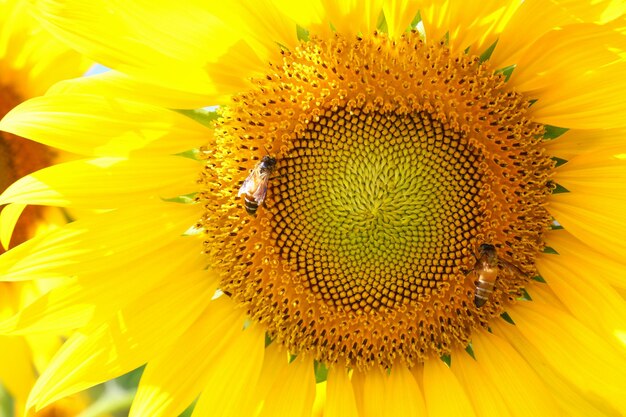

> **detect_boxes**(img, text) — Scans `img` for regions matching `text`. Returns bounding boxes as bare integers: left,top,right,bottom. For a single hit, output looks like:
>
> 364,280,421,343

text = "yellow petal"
0,335,36,404
554,147,626,194
208,0,300,54
258,355,316,417
490,0,625,69
245,343,290,415
0,94,206,158
494,320,624,417
0,202,201,281
278,0,383,37
361,368,387,416
0,156,201,209
1,203,26,249
545,128,626,161
443,0,521,54
49,70,215,109
510,22,626,129
130,298,251,417
0,236,207,334
0,94,209,157
543,228,626,290
549,192,626,263
358,365,425,417
31,0,263,99
324,366,359,417
451,348,512,417
508,302,626,415
27,264,216,411
423,359,476,417
190,323,265,417
388,366,426,417
472,330,561,416
537,251,626,343
382,0,421,39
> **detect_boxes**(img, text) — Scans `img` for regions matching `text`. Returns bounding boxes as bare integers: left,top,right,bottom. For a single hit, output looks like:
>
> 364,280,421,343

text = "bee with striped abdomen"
238,155,277,215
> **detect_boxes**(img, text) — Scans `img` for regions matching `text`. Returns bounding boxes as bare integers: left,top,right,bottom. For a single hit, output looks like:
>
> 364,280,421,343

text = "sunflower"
0,0,90,415
2,0,626,416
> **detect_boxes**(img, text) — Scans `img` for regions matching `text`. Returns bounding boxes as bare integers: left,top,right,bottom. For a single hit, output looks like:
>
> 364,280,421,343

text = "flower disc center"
200,32,553,368
273,109,479,313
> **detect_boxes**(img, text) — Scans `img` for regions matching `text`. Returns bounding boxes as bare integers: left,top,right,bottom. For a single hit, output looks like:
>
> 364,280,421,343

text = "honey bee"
238,155,277,215
470,243,526,308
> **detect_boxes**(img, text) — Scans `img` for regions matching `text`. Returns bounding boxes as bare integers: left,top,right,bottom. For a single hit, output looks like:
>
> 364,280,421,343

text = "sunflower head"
199,30,554,369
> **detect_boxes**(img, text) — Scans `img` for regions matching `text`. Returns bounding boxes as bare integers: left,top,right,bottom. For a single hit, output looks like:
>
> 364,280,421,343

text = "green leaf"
518,288,532,301
175,108,220,128
314,360,329,383
296,25,310,42
496,65,515,81
551,157,567,168
543,125,569,139
532,275,547,283
543,246,559,255
551,183,569,194
465,343,476,360
500,311,515,324
162,192,198,204
479,40,498,63
440,354,451,366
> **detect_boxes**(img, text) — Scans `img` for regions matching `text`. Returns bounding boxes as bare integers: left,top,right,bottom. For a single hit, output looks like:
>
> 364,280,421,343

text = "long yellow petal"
361,368,387,416
0,156,201,209
323,366,359,417
472,330,561,416
423,359,476,417
553,147,626,194
0,335,36,404
442,0,520,54
510,22,626,129
31,0,263,99
0,202,201,281
537,252,626,344
48,70,216,109
190,323,265,417
27,266,216,411
494,320,623,417
549,193,626,263
382,0,421,39
0,203,26,249
388,365,426,417
490,0,625,68
129,298,249,417
358,365,425,417
509,301,626,415
0,94,209,157
545,128,626,161
0,236,208,334
258,355,316,417
209,0,300,54
543,228,626,290
451,348,512,417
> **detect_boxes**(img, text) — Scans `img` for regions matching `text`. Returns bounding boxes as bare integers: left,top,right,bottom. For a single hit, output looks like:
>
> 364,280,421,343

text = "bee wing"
499,259,527,277
238,171,258,197
251,172,271,204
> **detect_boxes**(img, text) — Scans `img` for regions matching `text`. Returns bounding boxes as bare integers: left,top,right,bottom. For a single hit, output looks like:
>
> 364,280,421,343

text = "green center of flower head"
199,31,554,369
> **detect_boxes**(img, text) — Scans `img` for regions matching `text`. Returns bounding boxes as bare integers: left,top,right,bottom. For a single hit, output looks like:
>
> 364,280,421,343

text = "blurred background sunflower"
1,0,626,416
0,0,99,415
